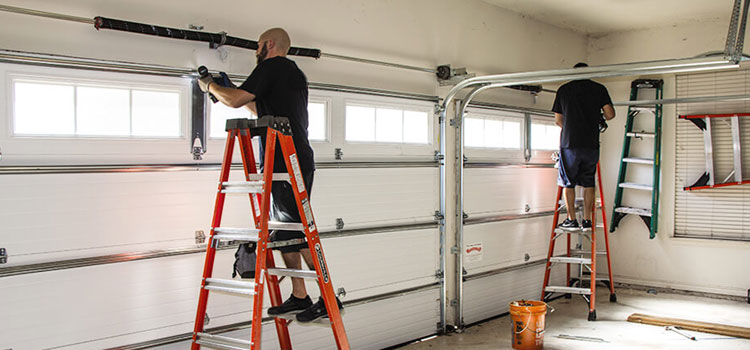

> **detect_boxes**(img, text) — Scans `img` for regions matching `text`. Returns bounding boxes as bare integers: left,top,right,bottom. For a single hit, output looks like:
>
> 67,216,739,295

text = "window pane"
546,125,561,149
403,111,428,144
132,90,180,137
483,119,503,148
76,86,130,136
375,108,403,142
346,105,375,141
14,82,75,135
464,118,484,147
307,102,326,141
532,123,560,150
209,102,253,138
502,121,521,148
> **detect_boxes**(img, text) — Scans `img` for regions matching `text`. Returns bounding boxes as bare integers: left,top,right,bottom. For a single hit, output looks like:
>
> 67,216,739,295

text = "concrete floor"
399,288,750,350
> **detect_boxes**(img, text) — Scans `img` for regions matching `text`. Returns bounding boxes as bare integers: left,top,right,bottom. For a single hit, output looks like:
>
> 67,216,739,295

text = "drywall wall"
588,22,750,297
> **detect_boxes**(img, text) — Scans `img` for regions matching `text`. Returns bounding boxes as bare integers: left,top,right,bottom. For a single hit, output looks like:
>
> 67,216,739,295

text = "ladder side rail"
250,128,280,349
589,188,598,320
732,116,743,182
192,131,239,349
276,133,350,350
597,163,616,296
611,86,639,232
238,129,292,350
705,118,715,187
541,186,563,300
650,88,663,238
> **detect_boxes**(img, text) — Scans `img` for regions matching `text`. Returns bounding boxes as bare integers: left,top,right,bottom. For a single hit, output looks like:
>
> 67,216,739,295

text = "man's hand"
198,74,213,93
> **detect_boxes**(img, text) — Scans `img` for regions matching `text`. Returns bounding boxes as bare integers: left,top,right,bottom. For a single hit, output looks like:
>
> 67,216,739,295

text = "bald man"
200,28,339,323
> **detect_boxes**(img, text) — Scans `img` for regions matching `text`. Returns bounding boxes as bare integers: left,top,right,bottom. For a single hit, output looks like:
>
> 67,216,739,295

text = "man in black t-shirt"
552,63,615,231
200,28,338,322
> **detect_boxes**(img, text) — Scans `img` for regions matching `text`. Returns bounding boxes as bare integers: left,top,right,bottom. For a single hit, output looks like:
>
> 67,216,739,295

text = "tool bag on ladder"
191,116,350,350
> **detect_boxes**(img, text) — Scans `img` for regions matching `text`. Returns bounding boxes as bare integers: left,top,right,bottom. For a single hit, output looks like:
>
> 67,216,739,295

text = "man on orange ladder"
198,27,342,322
552,62,616,232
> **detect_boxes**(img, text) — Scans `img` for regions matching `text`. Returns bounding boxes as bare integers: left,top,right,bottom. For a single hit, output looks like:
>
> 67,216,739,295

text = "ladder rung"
212,228,260,242
274,312,331,325
544,286,591,295
195,339,249,350
196,333,251,346
626,132,655,138
615,206,652,216
221,181,264,194
204,278,255,296
549,256,592,264
623,157,654,165
571,276,612,282
554,228,591,235
267,238,307,249
631,106,657,113
570,249,607,255
247,173,291,182
268,268,318,279
268,222,305,231
618,182,652,191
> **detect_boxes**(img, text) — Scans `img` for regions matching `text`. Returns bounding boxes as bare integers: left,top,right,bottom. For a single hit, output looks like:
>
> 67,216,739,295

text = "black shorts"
558,148,598,188
270,170,314,253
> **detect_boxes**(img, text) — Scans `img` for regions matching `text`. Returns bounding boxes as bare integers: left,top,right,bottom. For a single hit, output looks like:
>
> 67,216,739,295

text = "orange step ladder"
540,163,616,321
191,116,349,349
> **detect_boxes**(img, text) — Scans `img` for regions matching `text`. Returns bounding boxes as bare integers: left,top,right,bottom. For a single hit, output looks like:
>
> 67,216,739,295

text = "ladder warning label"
289,154,306,194
301,198,315,232
465,243,483,262
314,243,329,283
252,195,261,217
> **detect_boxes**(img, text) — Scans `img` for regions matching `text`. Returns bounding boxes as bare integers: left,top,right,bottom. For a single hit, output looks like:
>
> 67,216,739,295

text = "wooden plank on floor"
627,313,750,339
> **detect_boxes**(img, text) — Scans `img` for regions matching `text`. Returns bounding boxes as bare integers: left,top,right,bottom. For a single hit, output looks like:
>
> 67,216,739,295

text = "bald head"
259,28,291,56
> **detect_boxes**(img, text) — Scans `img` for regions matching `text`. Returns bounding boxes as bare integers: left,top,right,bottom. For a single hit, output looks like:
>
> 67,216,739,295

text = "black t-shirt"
552,79,612,149
239,57,315,173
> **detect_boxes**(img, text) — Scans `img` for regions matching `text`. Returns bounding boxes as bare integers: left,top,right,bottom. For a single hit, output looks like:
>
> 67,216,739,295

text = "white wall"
588,23,750,297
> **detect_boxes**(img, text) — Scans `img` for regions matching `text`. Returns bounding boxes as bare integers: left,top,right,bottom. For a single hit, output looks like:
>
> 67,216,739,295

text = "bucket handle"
513,305,548,335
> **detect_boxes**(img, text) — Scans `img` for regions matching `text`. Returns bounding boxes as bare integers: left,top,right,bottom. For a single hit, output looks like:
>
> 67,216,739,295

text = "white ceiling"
483,0,735,34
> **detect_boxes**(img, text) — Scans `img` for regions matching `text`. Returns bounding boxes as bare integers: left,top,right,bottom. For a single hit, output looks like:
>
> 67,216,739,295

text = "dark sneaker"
559,218,580,231
296,297,344,323
581,220,592,232
268,294,312,316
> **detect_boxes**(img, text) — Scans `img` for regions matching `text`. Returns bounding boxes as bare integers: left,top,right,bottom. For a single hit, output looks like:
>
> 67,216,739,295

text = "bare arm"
208,84,256,108
602,104,615,120
243,101,257,115
555,113,563,127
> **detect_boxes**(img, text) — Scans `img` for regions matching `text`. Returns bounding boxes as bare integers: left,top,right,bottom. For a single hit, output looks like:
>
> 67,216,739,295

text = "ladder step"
204,278,255,296
618,182,653,191
544,286,591,295
196,333,251,347
615,206,652,216
549,256,592,264
570,249,607,255
268,222,305,231
247,173,291,182
623,157,654,165
274,312,331,325
631,106,657,113
571,276,612,282
268,268,318,279
554,228,591,235
195,339,249,350
221,181,264,194
212,228,260,242
626,131,655,138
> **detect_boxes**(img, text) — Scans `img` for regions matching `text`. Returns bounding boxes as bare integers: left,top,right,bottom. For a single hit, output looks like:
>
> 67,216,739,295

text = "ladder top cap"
225,116,293,135
631,79,663,89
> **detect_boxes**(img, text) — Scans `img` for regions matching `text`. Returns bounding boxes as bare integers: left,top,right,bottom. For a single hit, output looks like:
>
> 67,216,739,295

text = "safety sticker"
314,243,329,283
252,195,261,217
301,198,316,232
465,242,483,262
289,154,306,193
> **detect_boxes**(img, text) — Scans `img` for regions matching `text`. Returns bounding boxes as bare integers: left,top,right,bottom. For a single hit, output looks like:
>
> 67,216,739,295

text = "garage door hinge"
434,210,444,221
450,246,460,254
0,248,6,264
435,270,443,279
195,230,206,244
335,218,345,230
449,299,458,306
434,151,444,161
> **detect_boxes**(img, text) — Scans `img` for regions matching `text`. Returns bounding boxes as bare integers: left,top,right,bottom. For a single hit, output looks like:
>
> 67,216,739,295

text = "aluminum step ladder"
679,113,750,190
541,163,616,321
191,116,350,350
610,79,664,239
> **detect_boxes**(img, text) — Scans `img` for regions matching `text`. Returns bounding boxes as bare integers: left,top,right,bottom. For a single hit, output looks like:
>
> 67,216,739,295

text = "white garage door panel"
463,264,565,325
151,289,440,350
0,228,437,349
0,166,437,265
463,167,557,216
463,217,565,275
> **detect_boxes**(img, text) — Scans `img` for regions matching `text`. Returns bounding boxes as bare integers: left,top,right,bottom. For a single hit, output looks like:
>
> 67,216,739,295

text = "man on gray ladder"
553,62,616,231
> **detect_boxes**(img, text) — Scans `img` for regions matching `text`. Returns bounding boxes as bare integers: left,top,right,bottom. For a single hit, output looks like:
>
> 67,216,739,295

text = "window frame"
462,107,525,162
343,97,434,146
527,114,560,163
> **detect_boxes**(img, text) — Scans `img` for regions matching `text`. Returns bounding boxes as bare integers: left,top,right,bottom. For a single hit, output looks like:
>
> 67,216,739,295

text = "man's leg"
583,187,595,221
282,252,308,299
564,187,577,220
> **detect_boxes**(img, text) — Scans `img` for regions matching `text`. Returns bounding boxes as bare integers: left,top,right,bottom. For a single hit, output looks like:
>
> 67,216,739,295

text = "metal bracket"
434,151,445,161
0,248,6,264
524,253,531,262
462,212,469,220
524,204,531,213
434,210,445,221
195,230,206,244
449,299,458,306
435,270,444,279
335,218,345,230
450,246,460,255
334,148,343,160
436,64,475,86
337,287,347,298
204,312,210,325
449,119,458,127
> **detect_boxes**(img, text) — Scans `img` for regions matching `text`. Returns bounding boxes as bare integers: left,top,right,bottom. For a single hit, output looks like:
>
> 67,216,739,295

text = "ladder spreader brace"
191,116,350,350
680,113,750,191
